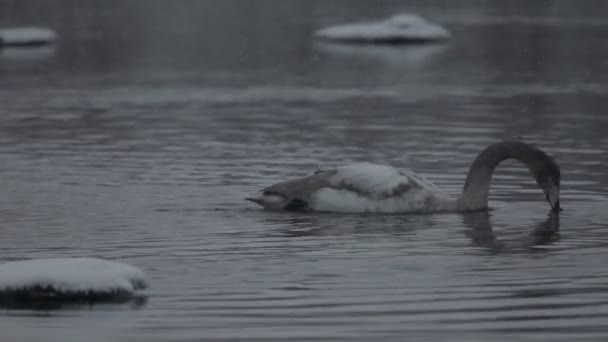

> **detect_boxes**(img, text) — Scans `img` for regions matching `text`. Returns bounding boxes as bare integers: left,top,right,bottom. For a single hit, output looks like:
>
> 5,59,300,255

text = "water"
1,1,608,341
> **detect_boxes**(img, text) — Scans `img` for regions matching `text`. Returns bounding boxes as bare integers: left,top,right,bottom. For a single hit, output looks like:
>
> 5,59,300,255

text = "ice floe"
0,258,147,305
0,27,57,47
315,14,450,44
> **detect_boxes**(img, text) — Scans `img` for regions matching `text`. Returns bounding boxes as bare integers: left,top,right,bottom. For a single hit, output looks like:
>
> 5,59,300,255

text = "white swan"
247,141,561,213
315,13,450,44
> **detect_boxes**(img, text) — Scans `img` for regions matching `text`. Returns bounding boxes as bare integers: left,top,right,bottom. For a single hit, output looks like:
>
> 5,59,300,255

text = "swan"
246,141,561,213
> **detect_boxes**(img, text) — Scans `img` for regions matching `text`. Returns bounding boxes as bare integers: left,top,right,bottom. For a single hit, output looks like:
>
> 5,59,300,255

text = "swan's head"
534,159,561,212
246,191,290,211
543,180,561,212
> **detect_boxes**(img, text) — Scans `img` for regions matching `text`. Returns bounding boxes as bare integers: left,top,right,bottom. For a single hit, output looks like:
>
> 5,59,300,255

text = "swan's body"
314,14,450,44
257,163,456,213
247,141,561,213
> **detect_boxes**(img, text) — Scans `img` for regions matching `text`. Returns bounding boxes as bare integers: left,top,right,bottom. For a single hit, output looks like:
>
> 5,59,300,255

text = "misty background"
1,1,607,341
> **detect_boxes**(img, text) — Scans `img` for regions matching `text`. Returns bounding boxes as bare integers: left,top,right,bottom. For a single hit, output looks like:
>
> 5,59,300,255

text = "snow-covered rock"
0,27,57,47
0,258,147,304
315,14,450,44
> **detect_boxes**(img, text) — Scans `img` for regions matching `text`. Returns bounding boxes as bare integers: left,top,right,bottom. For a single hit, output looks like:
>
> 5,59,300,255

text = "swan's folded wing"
399,168,443,193
262,169,337,200
262,162,441,201
328,162,427,199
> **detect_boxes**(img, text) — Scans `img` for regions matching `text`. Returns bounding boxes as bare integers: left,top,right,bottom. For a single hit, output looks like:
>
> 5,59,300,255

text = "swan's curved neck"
457,141,552,211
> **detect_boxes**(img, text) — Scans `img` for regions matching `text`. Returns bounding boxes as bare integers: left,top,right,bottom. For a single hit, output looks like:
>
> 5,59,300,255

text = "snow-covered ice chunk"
0,27,57,47
315,14,450,44
0,258,147,304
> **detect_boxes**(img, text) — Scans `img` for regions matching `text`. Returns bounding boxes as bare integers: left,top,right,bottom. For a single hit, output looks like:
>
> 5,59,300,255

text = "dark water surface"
1,1,608,341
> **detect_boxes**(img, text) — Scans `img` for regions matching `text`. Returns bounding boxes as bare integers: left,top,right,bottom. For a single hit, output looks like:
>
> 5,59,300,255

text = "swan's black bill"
551,200,563,212
546,191,562,213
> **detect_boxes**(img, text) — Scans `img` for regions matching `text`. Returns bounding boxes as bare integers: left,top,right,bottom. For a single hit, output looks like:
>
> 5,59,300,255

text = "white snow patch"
0,258,146,296
0,27,57,47
315,14,450,44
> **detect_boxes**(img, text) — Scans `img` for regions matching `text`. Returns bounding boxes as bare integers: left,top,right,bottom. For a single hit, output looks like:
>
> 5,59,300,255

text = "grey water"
1,1,608,341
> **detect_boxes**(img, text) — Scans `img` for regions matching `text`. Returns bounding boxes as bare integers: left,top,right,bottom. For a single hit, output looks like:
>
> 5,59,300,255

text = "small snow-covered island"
315,14,450,44
0,27,57,47
0,258,147,307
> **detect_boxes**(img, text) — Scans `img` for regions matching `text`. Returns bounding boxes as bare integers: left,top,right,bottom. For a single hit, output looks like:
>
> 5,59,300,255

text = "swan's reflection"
250,207,560,252
463,211,560,251
256,211,423,238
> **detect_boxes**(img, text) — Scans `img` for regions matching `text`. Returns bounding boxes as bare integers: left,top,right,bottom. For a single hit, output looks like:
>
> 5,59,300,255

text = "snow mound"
0,258,147,305
315,14,450,44
0,27,57,47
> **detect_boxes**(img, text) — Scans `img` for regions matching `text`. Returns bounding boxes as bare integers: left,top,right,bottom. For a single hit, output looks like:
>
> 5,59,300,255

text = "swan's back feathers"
262,170,336,199
263,162,441,201
331,162,441,198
